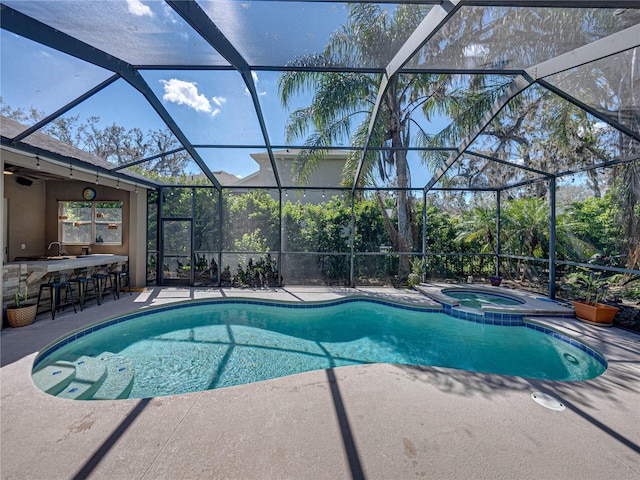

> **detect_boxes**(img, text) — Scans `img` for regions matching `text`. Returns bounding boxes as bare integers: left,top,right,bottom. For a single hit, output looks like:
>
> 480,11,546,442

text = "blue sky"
1,0,450,187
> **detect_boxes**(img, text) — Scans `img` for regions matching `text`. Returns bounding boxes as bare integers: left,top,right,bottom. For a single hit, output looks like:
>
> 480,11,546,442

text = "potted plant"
569,270,619,325
6,285,37,328
489,275,502,286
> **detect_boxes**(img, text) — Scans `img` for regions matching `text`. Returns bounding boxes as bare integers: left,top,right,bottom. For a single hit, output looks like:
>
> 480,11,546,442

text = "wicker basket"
6,304,37,328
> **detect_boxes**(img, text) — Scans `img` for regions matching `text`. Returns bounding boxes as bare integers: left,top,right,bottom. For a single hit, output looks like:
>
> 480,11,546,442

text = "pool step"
91,353,135,400
32,360,76,396
34,353,136,400
57,356,108,400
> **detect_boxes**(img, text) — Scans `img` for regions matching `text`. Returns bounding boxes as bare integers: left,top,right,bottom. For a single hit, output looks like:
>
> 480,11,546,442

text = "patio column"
217,189,223,286
278,188,283,287
422,190,427,283
495,191,501,277
349,191,355,288
549,177,557,299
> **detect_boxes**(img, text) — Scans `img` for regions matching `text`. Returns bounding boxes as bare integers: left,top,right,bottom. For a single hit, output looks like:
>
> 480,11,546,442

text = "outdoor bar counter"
10,254,129,285
3,255,128,307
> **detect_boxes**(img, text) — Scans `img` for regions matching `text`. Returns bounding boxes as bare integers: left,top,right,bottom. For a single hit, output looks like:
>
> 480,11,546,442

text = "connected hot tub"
441,288,525,309
414,283,575,319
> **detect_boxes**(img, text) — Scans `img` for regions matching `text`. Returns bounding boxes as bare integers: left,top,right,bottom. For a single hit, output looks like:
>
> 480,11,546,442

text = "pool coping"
2,286,639,480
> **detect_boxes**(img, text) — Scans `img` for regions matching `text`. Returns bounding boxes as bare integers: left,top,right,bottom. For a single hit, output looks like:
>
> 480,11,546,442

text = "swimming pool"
32,297,606,400
442,289,525,309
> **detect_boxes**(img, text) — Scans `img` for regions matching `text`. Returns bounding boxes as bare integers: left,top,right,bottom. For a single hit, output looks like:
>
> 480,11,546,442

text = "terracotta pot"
6,304,37,328
572,301,619,325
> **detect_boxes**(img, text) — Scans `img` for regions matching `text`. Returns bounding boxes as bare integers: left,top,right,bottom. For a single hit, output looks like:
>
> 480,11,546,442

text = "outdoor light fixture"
69,164,73,178
36,156,40,170
116,179,120,189
134,184,138,194
95,172,99,185
322,190,325,198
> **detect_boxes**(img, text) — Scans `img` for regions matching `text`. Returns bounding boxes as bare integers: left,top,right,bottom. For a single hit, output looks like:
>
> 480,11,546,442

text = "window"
59,201,122,245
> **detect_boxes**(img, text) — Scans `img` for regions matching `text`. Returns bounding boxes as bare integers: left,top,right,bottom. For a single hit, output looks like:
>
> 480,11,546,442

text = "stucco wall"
45,180,130,257
4,173,46,261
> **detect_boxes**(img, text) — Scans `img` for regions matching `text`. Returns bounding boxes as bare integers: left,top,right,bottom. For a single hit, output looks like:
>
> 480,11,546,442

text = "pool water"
444,290,524,309
33,299,606,400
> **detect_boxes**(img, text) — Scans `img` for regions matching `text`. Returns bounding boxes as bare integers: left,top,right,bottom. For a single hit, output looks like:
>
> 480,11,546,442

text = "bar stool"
36,273,78,320
69,268,101,310
92,264,117,303
112,263,131,299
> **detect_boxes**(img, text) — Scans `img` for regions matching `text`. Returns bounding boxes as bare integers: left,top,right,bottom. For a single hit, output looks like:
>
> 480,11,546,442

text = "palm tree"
611,161,640,272
455,206,497,254
279,4,450,279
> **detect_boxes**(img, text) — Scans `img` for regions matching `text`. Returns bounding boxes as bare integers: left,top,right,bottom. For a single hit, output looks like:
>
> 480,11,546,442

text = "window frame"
58,200,123,246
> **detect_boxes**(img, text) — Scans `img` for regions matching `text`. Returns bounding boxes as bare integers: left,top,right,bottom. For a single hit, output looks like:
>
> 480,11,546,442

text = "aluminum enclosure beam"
538,79,640,143
424,23,640,192
548,177,557,299
466,150,552,178
167,0,282,190
114,148,187,171
352,0,462,191
11,74,120,144
302,1,640,5
0,4,222,191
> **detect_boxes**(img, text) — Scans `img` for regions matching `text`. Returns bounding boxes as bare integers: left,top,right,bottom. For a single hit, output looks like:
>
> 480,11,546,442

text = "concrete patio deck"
1,286,639,479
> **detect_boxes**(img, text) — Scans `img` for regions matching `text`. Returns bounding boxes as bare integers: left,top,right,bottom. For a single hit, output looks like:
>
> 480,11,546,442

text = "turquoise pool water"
33,299,606,400
443,289,524,309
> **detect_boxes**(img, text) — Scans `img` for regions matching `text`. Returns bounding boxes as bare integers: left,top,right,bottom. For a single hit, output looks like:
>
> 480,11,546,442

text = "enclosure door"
160,219,192,285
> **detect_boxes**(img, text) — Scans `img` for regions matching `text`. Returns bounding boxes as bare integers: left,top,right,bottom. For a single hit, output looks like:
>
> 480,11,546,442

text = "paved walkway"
2,287,639,479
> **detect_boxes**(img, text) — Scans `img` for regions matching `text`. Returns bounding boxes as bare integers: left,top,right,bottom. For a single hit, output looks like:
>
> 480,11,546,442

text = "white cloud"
161,79,215,114
126,0,152,16
211,96,227,107
161,3,178,23
245,72,267,97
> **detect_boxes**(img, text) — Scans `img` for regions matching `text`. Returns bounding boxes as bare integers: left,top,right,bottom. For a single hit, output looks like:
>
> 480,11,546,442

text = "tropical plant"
566,268,612,305
455,206,497,254
14,285,28,308
610,161,640,273
502,197,550,259
224,190,279,251
407,257,426,288
234,254,279,288
278,3,452,279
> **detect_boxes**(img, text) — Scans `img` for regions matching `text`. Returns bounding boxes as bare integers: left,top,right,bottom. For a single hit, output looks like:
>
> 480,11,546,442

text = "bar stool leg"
78,280,86,311
51,285,59,320
93,277,102,306
66,283,77,314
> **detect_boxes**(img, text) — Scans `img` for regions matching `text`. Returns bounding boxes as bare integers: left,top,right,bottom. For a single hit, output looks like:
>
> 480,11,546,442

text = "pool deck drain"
2,286,639,480
531,391,567,411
